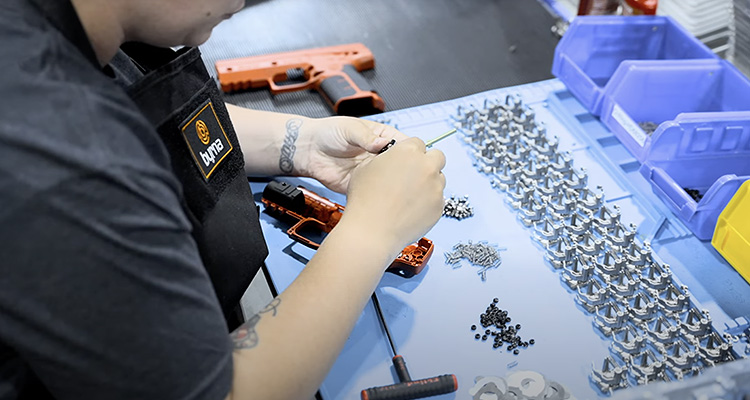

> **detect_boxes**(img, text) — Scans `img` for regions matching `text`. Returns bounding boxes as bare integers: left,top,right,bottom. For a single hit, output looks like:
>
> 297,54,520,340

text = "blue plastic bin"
552,16,716,116
600,59,750,162
639,112,750,240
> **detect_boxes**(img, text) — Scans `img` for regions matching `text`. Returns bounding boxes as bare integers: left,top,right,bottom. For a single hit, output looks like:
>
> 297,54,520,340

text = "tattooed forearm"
259,298,281,316
231,314,261,349
230,298,282,350
279,118,303,174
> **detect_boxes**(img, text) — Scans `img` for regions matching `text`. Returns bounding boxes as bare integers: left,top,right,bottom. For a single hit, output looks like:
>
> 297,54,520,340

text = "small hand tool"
378,128,457,154
360,293,458,400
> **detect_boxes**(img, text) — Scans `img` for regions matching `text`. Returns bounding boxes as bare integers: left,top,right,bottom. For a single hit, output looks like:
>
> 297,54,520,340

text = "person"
0,0,446,399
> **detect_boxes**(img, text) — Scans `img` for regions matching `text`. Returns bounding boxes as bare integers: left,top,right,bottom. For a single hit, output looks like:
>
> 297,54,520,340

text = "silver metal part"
561,255,595,289
573,232,604,256
679,308,712,338
626,291,658,321
640,261,672,291
629,349,667,385
576,278,610,312
646,316,681,344
469,376,508,400
656,283,690,313
533,217,563,246
594,302,629,336
545,237,574,269
663,337,699,370
606,267,640,298
697,332,733,363
612,324,647,357
591,356,629,394
506,371,546,399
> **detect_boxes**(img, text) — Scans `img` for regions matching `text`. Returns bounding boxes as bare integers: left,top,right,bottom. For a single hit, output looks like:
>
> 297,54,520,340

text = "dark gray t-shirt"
0,0,233,399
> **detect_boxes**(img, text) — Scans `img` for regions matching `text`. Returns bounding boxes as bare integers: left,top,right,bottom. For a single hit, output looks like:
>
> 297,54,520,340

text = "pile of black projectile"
471,298,534,355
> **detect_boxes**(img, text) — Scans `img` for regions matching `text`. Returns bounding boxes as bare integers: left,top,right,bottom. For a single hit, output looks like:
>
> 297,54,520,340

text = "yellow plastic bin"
712,180,750,283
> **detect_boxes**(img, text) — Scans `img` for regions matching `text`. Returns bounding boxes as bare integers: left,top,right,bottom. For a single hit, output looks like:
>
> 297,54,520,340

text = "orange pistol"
261,180,433,278
215,43,385,116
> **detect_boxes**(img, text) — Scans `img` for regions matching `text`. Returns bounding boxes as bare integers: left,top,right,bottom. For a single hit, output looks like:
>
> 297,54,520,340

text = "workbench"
201,1,750,398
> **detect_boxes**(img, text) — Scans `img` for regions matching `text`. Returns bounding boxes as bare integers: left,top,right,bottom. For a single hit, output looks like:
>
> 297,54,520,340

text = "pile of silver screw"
445,240,506,281
443,195,474,220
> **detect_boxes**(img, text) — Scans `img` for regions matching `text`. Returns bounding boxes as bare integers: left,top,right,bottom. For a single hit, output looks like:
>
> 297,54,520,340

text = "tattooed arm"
225,221,405,400
225,104,309,177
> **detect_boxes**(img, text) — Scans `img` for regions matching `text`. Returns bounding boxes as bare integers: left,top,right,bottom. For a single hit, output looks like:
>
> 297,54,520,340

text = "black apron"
30,0,269,326
118,44,269,325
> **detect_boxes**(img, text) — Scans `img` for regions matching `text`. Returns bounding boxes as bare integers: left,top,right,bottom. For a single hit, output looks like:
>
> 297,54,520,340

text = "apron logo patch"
180,101,233,179
196,120,211,145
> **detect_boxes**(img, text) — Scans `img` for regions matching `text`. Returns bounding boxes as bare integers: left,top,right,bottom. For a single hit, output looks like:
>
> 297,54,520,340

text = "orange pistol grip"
315,67,385,115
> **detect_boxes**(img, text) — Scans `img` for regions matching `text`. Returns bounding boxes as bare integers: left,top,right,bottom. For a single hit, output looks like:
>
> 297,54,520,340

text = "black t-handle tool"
360,293,458,400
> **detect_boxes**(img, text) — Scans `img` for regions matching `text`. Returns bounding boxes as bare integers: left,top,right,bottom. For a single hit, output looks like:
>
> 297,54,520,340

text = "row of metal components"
452,94,736,394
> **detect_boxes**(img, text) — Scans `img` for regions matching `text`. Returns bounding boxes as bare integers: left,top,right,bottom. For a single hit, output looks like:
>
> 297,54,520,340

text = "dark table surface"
200,0,562,118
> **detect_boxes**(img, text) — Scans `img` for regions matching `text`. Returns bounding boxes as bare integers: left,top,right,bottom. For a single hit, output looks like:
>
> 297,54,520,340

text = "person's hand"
296,116,408,193
340,137,446,254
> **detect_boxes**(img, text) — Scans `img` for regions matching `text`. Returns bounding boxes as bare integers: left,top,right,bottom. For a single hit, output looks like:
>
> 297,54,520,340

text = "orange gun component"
261,180,433,278
215,43,385,116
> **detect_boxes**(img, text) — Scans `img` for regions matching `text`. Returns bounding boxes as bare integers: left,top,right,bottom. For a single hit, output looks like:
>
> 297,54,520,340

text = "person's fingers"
438,171,446,189
341,120,390,152
360,119,409,140
425,149,446,171
394,136,426,153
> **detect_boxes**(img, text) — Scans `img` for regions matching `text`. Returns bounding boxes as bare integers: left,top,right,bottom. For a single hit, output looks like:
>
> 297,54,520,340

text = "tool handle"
392,355,412,383
360,374,458,400
317,65,385,116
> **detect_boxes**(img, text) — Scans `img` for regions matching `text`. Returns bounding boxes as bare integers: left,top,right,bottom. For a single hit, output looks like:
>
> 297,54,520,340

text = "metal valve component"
573,187,604,212
591,356,629,394
606,267,640,298
577,277,610,312
560,167,588,190
538,171,563,197
656,283,690,313
545,237,574,269
561,255,595,289
593,205,621,229
640,261,672,291
596,250,628,277
566,208,594,236
679,308,712,338
698,331,733,363
492,162,521,191
518,198,545,226
629,349,666,385
547,190,577,215
612,323,647,356
626,241,653,267
533,217,563,246
548,151,573,173
574,232,604,256
594,301,629,336
533,135,559,156
663,337,699,371
627,291,658,321
606,222,637,249
646,316,681,344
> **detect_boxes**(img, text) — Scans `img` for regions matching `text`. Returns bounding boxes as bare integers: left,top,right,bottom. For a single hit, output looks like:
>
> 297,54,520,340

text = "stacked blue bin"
552,16,750,241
